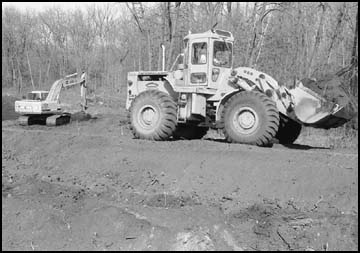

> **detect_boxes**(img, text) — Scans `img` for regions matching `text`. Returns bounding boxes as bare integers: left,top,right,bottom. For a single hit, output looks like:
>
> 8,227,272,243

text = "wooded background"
2,2,358,100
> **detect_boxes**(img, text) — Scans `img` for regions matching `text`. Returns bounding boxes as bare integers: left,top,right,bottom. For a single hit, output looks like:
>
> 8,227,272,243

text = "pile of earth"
301,76,350,107
71,111,93,122
301,75,357,129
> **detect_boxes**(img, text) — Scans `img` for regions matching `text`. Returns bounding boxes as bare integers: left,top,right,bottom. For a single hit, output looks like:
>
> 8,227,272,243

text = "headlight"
212,68,220,82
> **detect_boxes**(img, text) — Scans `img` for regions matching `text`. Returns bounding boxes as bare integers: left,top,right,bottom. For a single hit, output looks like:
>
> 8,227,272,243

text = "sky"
2,2,114,12
1,2,159,13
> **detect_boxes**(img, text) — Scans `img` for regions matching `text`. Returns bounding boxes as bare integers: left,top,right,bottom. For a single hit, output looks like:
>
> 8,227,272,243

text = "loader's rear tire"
275,114,302,144
220,91,279,146
173,124,209,140
129,90,177,141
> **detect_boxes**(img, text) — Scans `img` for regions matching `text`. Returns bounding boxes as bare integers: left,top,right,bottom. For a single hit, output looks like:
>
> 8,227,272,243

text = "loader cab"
181,29,234,89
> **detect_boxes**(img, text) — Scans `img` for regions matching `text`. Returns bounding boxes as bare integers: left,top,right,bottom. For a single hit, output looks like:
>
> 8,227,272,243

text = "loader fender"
233,67,291,116
216,90,241,123
126,73,177,110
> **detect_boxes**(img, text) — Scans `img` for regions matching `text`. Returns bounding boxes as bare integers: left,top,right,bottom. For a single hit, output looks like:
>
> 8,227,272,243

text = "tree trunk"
307,3,326,77
254,9,272,66
138,42,142,71
350,8,358,66
26,48,35,89
167,2,172,42
246,2,258,67
10,58,17,88
38,67,42,89
350,8,358,96
245,2,249,18
247,2,267,67
158,3,166,71
16,56,23,95
227,2,232,17
46,58,51,85
167,3,181,70
147,29,152,71
325,2,346,65
292,2,302,78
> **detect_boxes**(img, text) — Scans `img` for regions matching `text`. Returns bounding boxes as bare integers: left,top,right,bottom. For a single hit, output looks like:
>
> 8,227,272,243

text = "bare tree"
166,2,181,70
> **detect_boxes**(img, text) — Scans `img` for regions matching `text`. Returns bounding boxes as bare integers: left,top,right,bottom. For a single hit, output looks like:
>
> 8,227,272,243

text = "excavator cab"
15,72,87,126
26,91,49,101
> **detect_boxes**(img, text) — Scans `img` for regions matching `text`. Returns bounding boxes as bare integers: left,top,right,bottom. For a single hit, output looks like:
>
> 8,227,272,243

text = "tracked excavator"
126,29,355,146
15,72,87,126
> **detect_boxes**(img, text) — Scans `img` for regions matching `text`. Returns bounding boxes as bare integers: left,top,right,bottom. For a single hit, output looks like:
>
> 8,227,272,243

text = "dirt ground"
2,94,358,251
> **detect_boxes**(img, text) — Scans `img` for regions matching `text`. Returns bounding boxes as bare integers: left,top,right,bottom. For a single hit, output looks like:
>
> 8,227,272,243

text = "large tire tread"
220,91,280,146
275,114,302,144
129,90,177,141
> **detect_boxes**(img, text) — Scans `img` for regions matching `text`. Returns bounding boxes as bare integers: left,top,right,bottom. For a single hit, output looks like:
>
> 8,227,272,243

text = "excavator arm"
45,72,87,111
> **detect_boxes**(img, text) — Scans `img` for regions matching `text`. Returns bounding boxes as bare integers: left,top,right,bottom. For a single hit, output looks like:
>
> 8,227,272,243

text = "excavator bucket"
289,78,354,129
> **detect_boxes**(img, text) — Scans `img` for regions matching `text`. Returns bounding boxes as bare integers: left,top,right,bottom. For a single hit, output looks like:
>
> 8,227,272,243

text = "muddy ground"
2,94,358,251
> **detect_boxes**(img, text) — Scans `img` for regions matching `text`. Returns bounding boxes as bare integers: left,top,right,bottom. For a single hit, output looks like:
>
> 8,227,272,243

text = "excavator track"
46,113,71,126
18,115,50,126
18,115,31,126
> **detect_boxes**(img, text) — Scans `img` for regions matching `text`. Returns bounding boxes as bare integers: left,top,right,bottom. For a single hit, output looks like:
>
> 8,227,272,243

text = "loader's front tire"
220,91,279,146
129,90,177,141
275,114,302,144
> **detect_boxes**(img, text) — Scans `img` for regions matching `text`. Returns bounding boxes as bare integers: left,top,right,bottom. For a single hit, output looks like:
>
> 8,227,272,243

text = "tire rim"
138,105,159,130
232,106,259,134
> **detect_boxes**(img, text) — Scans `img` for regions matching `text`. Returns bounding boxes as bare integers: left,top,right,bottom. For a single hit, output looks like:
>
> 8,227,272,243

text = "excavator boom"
46,72,87,110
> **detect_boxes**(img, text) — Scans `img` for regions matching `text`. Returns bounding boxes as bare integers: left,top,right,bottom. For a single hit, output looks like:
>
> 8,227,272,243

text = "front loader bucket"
289,83,353,129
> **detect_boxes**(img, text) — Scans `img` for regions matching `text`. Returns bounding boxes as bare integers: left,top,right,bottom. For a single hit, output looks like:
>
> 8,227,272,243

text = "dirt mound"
301,76,350,106
301,76,357,128
2,95,19,121
229,202,358,251
71,111,93,122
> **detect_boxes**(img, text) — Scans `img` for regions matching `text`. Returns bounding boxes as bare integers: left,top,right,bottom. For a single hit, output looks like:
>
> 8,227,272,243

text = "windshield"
27,92,48,101
170,53,184,71
213,41,232,68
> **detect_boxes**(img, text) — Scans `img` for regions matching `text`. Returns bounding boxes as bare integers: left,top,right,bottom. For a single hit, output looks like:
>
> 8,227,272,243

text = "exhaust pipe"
160,43,165,71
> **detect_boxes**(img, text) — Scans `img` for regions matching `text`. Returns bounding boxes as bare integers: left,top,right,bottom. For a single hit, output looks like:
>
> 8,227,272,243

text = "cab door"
187,38,209,86
208,40,233,90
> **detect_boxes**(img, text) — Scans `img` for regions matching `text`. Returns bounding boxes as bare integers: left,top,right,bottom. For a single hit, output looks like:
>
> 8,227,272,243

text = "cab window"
41,92,49,100
192,42,207,65
213,41,232,68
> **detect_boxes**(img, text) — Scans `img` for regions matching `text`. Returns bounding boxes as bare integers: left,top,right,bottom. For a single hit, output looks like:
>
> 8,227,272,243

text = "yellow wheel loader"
15,72,87,126
126,29,355,146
